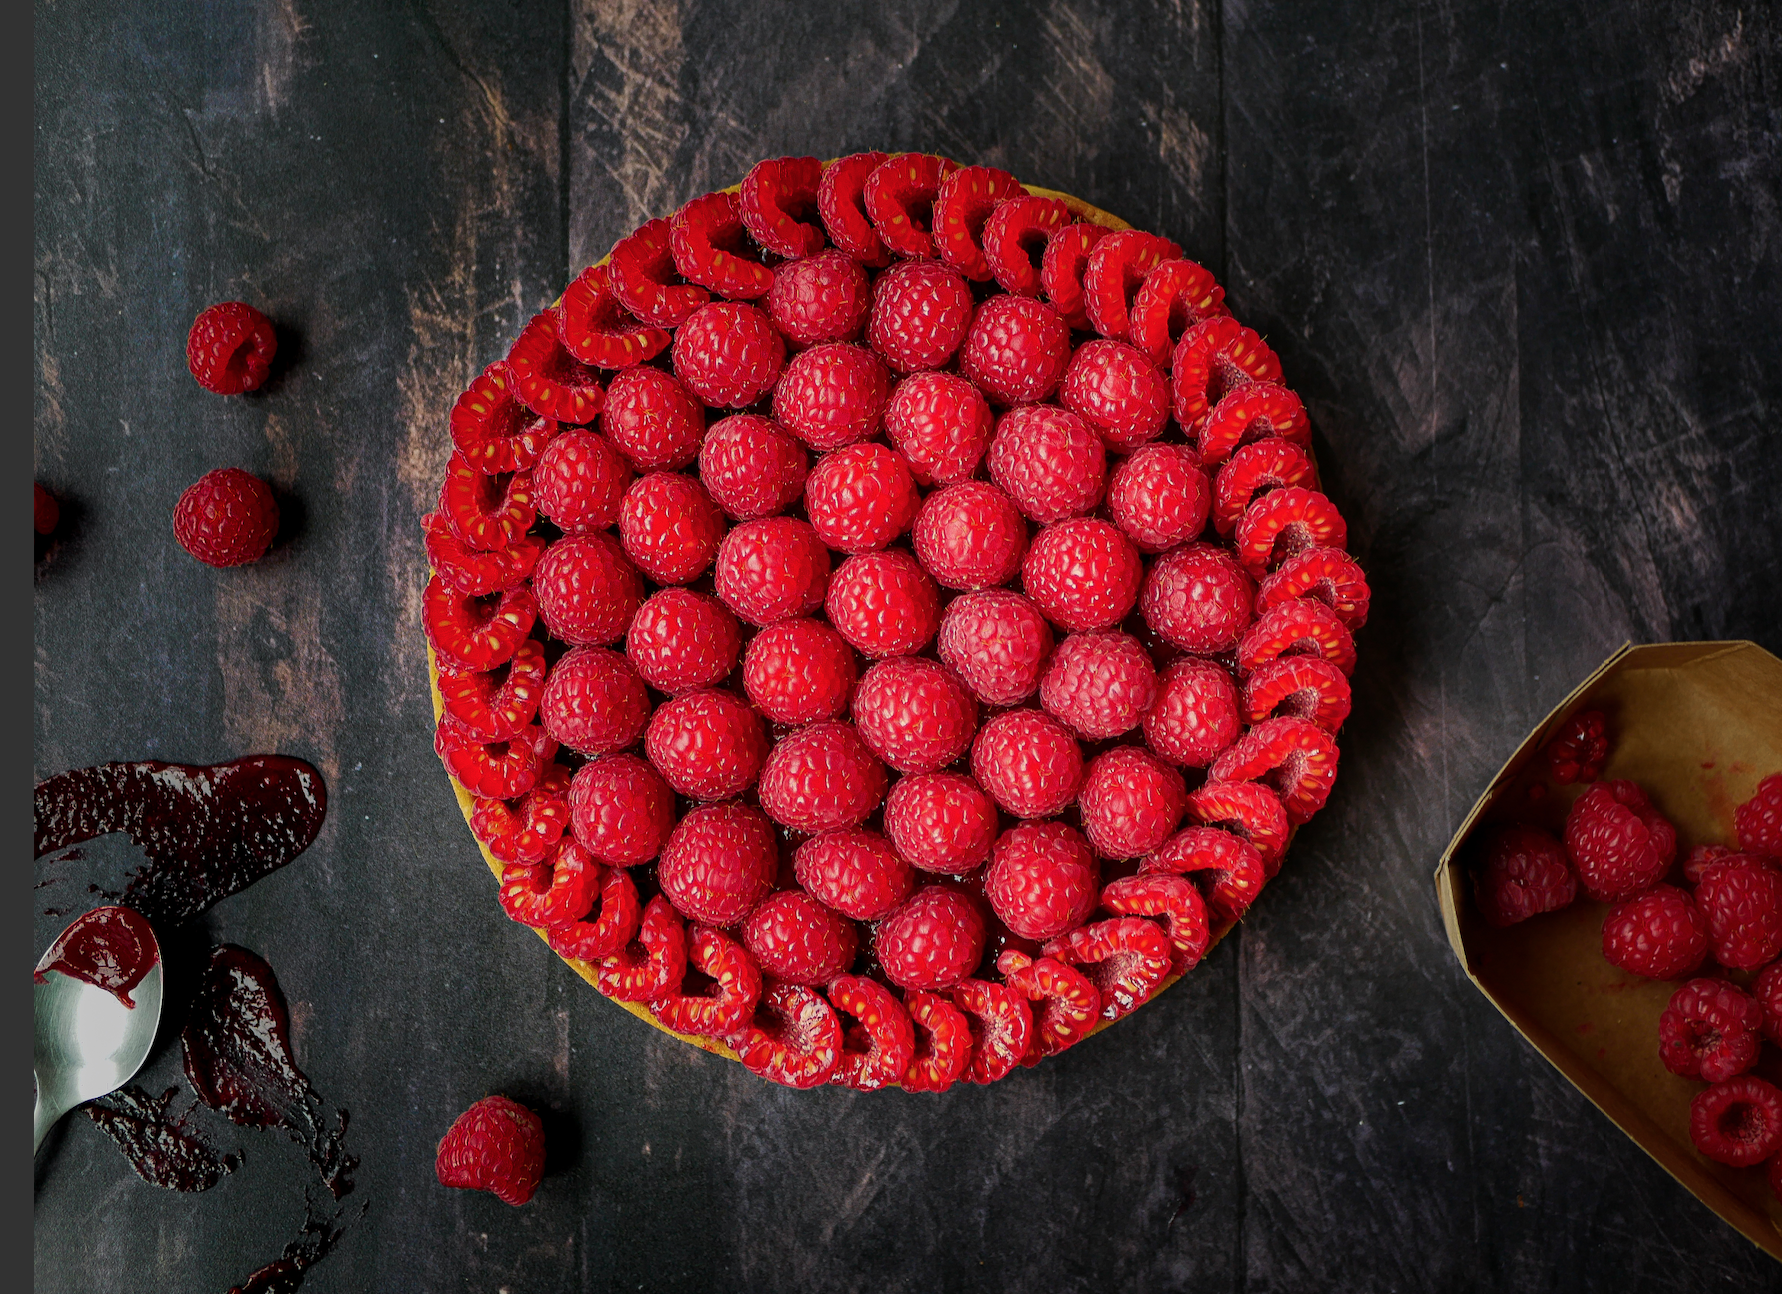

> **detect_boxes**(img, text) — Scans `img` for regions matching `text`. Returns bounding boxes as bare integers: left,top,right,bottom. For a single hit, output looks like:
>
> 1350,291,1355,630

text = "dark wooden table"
33,1,1782,1289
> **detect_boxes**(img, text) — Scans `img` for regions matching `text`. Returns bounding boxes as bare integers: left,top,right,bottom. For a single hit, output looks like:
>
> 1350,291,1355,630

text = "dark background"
32,0,1782,1290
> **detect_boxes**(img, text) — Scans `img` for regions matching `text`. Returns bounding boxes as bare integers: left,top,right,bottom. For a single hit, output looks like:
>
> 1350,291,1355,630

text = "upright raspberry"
600,367,705,471
766,249,872,347
672,301,786,408
1601,883,1706,977
867,259,974,373
884,370,994,485
570,753,676,866
1563,779,1678,904
1039,632,1159,741
1077,747,1187,859
618,472,724,585
851,656,980,775
1021,518,1143,633
740,618,858,725
1060,339,1170,450
882,772,999,875
987,404,1107,524
959,296,1071,406
825,550,942,659
803,442,919,553
937,589,1054,707
757,721,888,835
714,516,830,626
533,429,632,533
625,588,741,695
532,531,644,647
1696,855,1782,970
971,708,1084,818
540,646,650,756
875,887,986,990
186,301,277,395
643,689,767,801
793,830,914,921
1140,543,1254,653
771,342,892,450
912,482,1028,591
742,891,860,985
1736,774,1782,857
1473,825,1576,929
985,821,1100,941
1143,658,1243,768
173,468,279,567
1107,443,1211,554
697,413,808,520
657,802,778,927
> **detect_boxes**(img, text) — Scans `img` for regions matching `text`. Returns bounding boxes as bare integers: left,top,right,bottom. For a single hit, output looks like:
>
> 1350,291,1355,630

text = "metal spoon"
33,906,163,1156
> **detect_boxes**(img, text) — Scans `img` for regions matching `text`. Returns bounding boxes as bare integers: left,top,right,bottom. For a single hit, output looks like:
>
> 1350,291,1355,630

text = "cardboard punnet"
1435,640,1782,1259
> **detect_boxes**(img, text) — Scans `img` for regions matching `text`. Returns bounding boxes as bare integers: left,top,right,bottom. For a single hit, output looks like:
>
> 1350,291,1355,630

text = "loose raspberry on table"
739,155,826,259
1602,882,1707,978
1107,444,1211,554
618,471,724,585
1689,1075,1782,1167
882,771,999,874
1041,221,1110,330
758,721,888,835
816,150,892,264
1471,824,1577,929
1039,631,1159,740
1042,917,1174,1022
952,977,1034,1085
982,195,1071,297
1142,824,1267,923
173,468,279,567
532,531,643,647
1083,230,1182,340
540,646,650,756
766,249,872,347
625,587,741,695
933,164,1024,280
900,989,973,1092
771,342,892,450
1736,774,1782,857
959,295,1071,406
451,362,560,473
1022,518,1143,633
669,190,773,300
741,617,858,725
1061,339,1171,450
863,152,960,258
937,588,1054,707
1241,655,1352,731
884,370,994,485
533,429,631,533
866,258,974,373
742,891,860,985
970,708,1084,819
505,312,606,424
1563,779,1678,904
600,366,706,471
1078,747,1188,859
1212,439,1318,536
1696,854,1782,970
804,442,919,553
643,688,767,801
793,829,913,921
1209,715,1340,825
913,482,1028,591
825,550,942,659
1197,383,1310,467
714,516,831,626
984,821,1099,941
439,638,547,741
650,925,763,1041
1139,543,1252,654
672,301,785,408
827,974,916,1091
435,1095,545,1207
425,513,545,598
186,301,277,395
438,453,535,552
1101,873,1212,973
570,753,676,867
423,578,537,673
1236,597,1357,678
987,404,1107,524
730,981,843,1090
851,656,980,775
697,413,809,520
556,263,669,370
657,802,778,927
608,219,708,328
1659,978,1763,1082
875,886,986,990
1144,658,1242,768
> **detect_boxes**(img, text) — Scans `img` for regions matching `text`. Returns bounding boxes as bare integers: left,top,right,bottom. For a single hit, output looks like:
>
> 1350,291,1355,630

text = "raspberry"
1102,873,1212,972
435,719,555,800
1062,340,1171,452
740,618,858,725
439,454,535,551
499,837,599,929
595,893,688,1002
600,367,706,472
1696,855,1782,970
1255,547,1371,630
1472,824,1578,929
863,152,960,258
439,639,548,742
1538,710,1609,785
625,588,741,695
1689,1076,1782,1167
672,301,786,408
900,989,973,1092
909,482,1026,592
984,821,1099,941
970,708,1084,818
1079,748,1188,858
185,301,276,395
866,258,974,373
505,312,606,424
826,550,943,659
570,753,676,867
172,468,279,567
771,342,893,450
651,926,762,1040
1736,774,1782,856
423,578,537,673
697,413,809,519
884,370,995,485
532,429,632,533
548,865,641,962
883,771,999,875
1659,978,1762,1082
1683,843,1737,886
657,802,778,927
739,155,826,259
607,218,707,328
435,1095,545,1207
742,891,859,985
1139,543,1252,653
34,483,58,537
556,263,670,370
1235,487,1349,575
1041,221,1110,330
1213,439,1318,538
1170,317,1282,434
473,763,571,865
1022,518,1143,633
933,165,1024,280
713,516,830,626
793,829,913,920
424,513,545,598
998,951,1099,1063
669,190,773,299
1209,716,1340,825
730,981,843,1090
983,195,1072,297
1130,258,1227,367
1083,230,1182,340
1185,781,1290,874
1564,780,1678,904
617,471,724,584
1236,598,1356,678
1144,658,1243,768
1108,448,1212,556
804,442,919,552
1754,962,1782,1046
532,531,643,647
450,362,559,473
765,249,872,347
1142,825,1267,923
758,721,889,835
827,974,916,1090
937,589,1055,707
1039,631,1159,740
959,296,1071,406
987,404,1107,524
816,151,892,264
876,886,986,990
1198,383,1311,467
1042,917,1173,1022
851,656,979,775
539,646,650,756
643,688,767,801
952,977,1033,1084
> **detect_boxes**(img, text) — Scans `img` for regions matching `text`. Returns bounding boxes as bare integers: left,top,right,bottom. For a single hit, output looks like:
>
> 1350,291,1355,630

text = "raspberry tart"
425,153,1364,1091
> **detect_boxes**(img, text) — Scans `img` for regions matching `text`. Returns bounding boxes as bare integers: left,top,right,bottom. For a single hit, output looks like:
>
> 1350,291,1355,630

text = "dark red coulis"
33,904,159,1007
33,756,326,925
85,1086,240,1192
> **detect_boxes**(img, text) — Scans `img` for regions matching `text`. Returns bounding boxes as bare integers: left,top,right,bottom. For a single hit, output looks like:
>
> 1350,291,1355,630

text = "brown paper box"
1434,640,1782,1259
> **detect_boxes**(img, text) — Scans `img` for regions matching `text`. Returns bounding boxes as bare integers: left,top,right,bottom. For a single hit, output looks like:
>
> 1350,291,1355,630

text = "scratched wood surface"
31,1,1782,1290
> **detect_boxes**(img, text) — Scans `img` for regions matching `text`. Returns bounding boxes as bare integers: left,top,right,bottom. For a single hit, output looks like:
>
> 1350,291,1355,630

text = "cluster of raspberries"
422,152,1368,1092
1475,718,1782,1187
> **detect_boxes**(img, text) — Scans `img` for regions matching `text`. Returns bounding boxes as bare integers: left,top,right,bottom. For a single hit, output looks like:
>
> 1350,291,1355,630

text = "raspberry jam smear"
33,904,158,1008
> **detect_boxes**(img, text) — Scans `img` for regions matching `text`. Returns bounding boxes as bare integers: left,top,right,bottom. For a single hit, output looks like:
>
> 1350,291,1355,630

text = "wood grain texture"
32,0,1782,1291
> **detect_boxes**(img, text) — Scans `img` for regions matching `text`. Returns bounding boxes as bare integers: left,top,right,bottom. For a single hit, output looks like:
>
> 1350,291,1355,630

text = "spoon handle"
33,1084,67,1156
